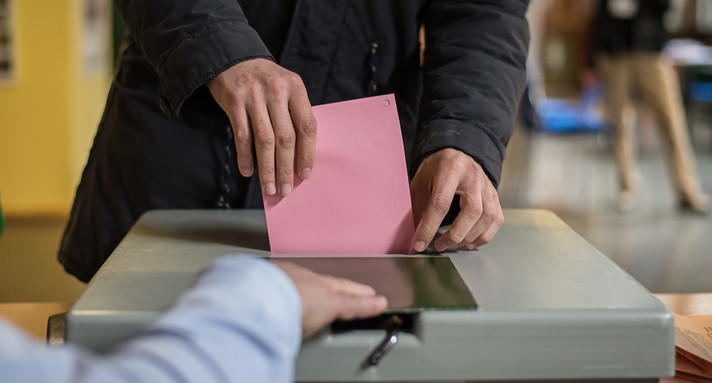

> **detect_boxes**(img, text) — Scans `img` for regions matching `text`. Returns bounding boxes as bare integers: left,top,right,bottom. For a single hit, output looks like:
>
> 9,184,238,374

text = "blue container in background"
535,84,605,133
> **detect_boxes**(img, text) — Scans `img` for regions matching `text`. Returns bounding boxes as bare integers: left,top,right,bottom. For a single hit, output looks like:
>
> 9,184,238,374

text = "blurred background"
0,0,710,304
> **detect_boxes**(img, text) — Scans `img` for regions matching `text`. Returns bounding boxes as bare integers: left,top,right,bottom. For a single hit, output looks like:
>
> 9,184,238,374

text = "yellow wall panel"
0,0,111,215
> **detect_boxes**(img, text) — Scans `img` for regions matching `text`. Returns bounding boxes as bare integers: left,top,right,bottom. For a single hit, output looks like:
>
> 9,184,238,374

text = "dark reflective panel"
287,257,477,313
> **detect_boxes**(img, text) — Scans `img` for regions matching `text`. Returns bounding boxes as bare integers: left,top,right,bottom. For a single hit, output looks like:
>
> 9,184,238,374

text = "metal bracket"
365,315,402,367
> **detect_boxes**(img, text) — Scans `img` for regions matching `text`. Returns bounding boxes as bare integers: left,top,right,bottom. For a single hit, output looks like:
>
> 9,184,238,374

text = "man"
590,0,710,212
0,255,387,382
60,1,530,282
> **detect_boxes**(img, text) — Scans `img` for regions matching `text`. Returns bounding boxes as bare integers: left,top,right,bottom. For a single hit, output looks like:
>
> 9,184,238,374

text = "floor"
499,119,712,294
0,120,711,303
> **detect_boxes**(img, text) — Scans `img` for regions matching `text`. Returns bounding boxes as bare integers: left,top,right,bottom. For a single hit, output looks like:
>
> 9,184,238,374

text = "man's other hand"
410,148,504,253
207,58,317,197
272,261,388,339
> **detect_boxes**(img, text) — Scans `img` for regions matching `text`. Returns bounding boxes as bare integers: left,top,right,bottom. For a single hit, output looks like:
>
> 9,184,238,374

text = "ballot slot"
330,313,418,367
330,313,417,335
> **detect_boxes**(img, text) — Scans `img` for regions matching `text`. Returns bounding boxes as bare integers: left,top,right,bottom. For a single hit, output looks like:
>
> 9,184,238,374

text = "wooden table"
0,302,72,340
654,293,712,316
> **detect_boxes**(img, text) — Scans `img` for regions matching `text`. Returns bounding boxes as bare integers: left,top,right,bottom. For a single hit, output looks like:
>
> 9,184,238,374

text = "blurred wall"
539,0,597,97
0,0,111,216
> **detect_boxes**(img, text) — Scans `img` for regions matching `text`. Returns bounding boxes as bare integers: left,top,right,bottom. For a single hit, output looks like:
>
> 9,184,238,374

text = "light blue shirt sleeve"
0,256,302,383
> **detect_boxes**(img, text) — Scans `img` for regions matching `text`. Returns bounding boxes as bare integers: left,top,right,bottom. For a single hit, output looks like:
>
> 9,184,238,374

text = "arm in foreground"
0,256,386,383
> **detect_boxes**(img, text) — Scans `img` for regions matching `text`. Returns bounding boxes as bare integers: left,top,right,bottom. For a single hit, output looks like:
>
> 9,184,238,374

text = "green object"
112,2,128,65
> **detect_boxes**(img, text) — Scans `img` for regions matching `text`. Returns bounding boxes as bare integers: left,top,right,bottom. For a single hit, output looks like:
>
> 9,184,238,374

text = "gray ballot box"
65,209,674,382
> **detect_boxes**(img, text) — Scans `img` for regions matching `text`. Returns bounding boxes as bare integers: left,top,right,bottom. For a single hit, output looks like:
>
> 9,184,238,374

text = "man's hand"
410,148,504,252
272,261,388,339
206,58,316,197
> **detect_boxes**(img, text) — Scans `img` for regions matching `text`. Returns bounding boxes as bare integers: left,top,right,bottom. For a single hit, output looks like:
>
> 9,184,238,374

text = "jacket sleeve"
115,0,274,127
415,0,529,187
0,256,302,383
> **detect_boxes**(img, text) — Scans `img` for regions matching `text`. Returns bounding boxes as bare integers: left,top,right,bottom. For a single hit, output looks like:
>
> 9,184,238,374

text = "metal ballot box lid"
65,209,674,382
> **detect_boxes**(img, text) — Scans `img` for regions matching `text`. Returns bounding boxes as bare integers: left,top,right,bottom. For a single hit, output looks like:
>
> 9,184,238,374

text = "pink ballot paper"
263,94,415,254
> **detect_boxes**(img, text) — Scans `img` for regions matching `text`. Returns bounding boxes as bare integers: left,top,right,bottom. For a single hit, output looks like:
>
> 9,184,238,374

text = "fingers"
413,167,457,252
206,59,316,198
411,149,505,253
436,173,504,251
433,191,483,252
435,189,503,251
321,275,377,297
289,83,317,181
230,103,254,177
272,260,387,339
470,214,503,248
263,74,316,195
248,100,277,196
324,275,387,322
334,294,388,322
467,190,504,248
268,88,296,197
254,72,315,196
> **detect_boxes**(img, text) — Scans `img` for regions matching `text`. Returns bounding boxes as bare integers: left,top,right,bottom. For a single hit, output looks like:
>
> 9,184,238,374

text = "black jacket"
592,0,670,57
59,0,529,282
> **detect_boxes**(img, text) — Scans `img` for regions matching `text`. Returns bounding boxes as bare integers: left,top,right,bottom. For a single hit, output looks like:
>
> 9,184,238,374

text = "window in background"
0,0,14,84
83,0,109,77
696,0,712,33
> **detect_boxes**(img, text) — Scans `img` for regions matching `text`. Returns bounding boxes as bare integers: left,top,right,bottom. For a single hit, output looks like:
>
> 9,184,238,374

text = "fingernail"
239,167,253,177
300,167,311,180
265,182,276,195
466,244,477,250
414,241,427,252
280,183,292,196
434,243,448,253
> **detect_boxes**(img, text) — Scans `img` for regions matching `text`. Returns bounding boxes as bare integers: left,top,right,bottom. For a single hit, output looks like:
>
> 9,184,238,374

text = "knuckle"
277,165,293,179
232,87,248,103
483,209,498,223
276,130,296,148
430,193,451,213
465,233,479,244
300,152,315,165
478,232,495,245
260,166,275,178
255,130,275,146
266,74,282,88
462,203,483,219
442,156,464,173
418,230,436,243
234,130,251,144
418,223,438,239
288,72,304,86
334,278,350,292
299,117,317,137
266,75,287,96
448,230,466,244
246,81,262,96
237,153,253,162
